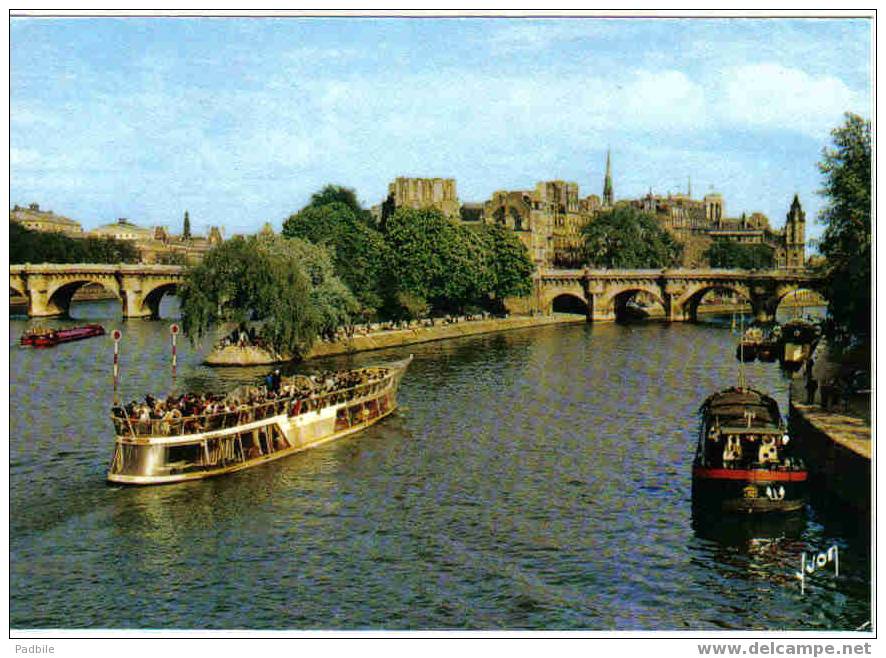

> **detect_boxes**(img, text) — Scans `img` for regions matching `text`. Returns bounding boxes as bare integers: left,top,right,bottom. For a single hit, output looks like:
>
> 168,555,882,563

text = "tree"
580,206,683,269
10,221,139,264
258,233,360,338
472,223,534,299
817,113,871,338
705,240,774,269
282,201,390,314
307,184,374,224
178,234,355,357
383,207,491,313
183,210,191,239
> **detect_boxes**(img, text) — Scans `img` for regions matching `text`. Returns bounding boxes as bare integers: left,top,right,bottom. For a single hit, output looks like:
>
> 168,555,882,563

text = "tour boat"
21,324,105,348
107,355,412,485
692,386,807,514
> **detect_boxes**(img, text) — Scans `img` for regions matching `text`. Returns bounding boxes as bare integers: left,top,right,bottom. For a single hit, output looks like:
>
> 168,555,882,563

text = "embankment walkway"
205,313,587,366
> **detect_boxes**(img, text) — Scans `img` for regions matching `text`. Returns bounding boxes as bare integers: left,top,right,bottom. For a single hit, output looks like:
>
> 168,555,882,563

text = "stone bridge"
534,268,825,323
10,264,185,318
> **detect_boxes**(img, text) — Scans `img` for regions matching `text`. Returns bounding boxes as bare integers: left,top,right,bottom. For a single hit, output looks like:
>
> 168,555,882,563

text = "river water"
9,300,870,630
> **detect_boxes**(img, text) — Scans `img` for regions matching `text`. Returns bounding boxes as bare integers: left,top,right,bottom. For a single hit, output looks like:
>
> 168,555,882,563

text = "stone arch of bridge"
9,279,26,298
599,284,667,322
675,282,752,322
45,276,121,317
771,284,827,317
133,280,180,319
550,292,591,317
541,285,590,318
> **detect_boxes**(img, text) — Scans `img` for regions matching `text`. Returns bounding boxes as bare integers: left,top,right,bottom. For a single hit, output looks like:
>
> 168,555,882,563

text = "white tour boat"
107,355,412,485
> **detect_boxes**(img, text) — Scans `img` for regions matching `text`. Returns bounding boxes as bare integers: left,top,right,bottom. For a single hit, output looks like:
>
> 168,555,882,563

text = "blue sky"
11,17,872,243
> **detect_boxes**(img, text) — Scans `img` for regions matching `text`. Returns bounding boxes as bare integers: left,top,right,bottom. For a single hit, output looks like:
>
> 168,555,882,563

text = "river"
9,299,870,630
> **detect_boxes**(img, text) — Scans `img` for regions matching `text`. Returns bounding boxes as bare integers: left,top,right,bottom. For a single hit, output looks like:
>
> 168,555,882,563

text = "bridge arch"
10,280,26,299
550,292,590,318
772,286,827,318
598,284,666,323
139,282,180,319
44,277,121,317
674,283,752,323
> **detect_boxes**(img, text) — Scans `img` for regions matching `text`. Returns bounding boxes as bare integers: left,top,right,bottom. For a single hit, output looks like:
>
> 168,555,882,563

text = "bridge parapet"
10,263,186,318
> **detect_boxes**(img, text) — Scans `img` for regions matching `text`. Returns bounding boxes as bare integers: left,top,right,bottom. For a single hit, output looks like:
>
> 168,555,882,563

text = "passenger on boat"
758,436,779,465
722,435,742,466
116,367,389,433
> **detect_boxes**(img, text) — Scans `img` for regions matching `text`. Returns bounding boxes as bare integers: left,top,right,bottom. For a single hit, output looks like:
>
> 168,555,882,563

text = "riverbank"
205,313,587,365
788,343,871,513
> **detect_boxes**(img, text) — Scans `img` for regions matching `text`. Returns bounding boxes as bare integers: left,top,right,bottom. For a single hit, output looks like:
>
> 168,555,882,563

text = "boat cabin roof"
715,425,784,435
700,387,781,427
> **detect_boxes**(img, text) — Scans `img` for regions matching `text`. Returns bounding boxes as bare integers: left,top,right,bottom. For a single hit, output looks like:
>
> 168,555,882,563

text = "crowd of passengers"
113,366,389,431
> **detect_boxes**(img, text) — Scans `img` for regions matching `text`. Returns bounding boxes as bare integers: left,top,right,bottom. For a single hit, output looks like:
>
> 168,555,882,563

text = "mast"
738,313,747,389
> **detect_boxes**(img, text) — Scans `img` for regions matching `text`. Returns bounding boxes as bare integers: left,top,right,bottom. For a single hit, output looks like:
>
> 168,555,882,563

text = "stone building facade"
11,203,84,236
12,205,224,265
378,153,806,271
386,177,460,219
89,218,224,264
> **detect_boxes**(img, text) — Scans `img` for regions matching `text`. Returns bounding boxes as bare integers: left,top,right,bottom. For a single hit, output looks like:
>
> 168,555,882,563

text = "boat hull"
692,466,807,514
756,343,779,362
735,344,757,362
21,325,105,348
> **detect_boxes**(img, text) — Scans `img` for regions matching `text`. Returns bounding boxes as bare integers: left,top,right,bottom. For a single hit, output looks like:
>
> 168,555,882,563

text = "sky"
10,16,872,243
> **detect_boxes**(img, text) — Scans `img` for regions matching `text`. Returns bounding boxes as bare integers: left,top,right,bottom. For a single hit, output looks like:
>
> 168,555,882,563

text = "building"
781,194,806,270
10,203,84,237
385,177,460,219
379,150,808,271
89,217,223,264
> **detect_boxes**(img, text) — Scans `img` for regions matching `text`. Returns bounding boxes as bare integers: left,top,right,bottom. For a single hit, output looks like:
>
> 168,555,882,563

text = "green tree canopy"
258,233,360,338
282,201,390,314
178,234,356,356
472,223,534,299
817,113,871,338
580,206,683,269
307,184,373,223
383,207,492,314
705,240,774,269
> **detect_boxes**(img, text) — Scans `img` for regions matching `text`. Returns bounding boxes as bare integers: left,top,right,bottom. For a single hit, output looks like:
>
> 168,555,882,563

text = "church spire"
603,148,613,206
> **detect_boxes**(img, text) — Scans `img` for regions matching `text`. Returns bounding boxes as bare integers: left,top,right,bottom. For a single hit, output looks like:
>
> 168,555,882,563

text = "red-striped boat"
692,386,807,514
21,324,106,348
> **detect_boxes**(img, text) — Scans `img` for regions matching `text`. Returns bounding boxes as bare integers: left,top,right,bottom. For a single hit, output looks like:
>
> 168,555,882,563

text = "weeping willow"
179,234,357,357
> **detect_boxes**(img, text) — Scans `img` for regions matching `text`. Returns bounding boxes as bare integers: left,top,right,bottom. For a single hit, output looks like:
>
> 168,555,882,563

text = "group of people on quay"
215,324,271,351
216,313,512,348
113,366,389,436
317,311,508,342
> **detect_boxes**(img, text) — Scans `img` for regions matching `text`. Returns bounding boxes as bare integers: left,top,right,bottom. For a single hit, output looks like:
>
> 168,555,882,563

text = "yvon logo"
795,545,839,595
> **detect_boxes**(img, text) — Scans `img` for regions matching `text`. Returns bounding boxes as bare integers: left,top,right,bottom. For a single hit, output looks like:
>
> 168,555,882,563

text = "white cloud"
485,20,608,54
718,63,867,137
10,147,40,166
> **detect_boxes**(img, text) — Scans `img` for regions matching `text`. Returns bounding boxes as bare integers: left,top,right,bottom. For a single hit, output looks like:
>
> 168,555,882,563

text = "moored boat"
780,318,821,370
692,386,807,514
755,323,782,363
107,355,412,485
735,324,763,362
21,324,105,348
